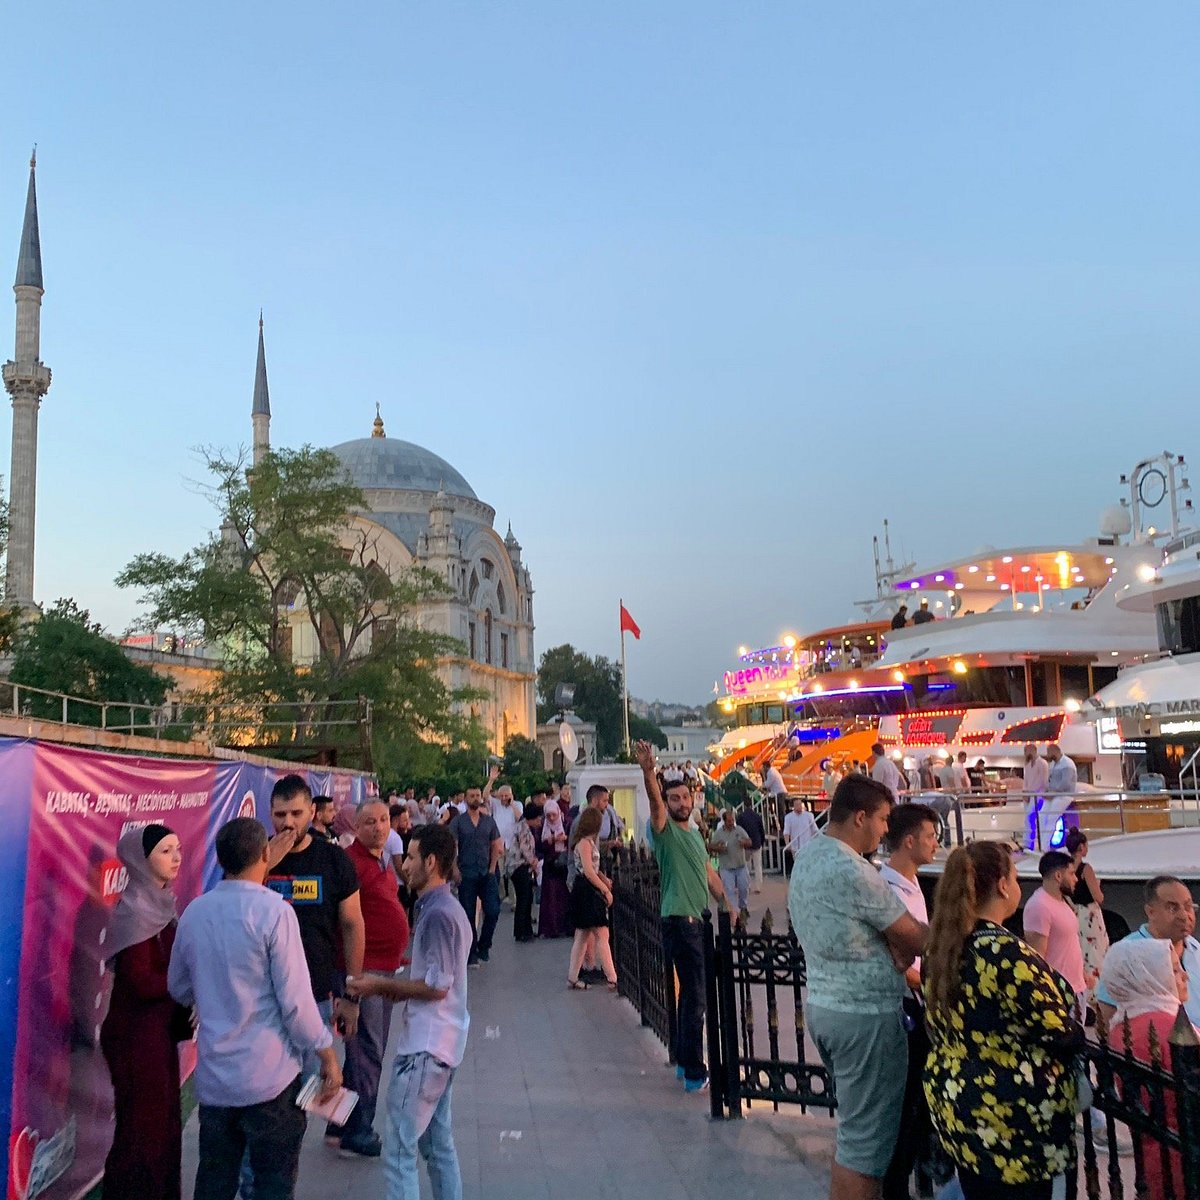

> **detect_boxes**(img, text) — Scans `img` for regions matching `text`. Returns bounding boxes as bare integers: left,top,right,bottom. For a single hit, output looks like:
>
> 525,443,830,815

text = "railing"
0,680,373,748
1081,1011,1200,1200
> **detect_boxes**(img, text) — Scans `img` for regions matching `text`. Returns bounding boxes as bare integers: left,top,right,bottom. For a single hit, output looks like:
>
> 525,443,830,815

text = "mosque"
2,157,537,751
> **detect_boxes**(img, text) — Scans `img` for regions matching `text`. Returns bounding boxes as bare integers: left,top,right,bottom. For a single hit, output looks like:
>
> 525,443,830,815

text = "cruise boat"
713,456,1183,829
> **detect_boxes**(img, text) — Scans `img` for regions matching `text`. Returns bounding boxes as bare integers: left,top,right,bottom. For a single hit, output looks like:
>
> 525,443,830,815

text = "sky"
1,3,1198,704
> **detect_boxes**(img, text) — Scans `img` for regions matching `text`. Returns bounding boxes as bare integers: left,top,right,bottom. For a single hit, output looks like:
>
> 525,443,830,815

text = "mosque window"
481,559,494,580
484,610,493,665
468,622,476,660
501,632,509,669
497,582,506,615
468,570,479,603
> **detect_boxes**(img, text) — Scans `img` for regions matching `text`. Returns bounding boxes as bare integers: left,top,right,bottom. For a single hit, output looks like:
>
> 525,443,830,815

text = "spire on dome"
252,311,270,416
372,402,386,438
15,148,42,290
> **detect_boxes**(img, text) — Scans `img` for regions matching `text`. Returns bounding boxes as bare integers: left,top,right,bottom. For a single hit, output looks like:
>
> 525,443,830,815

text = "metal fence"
608,843,1200,1200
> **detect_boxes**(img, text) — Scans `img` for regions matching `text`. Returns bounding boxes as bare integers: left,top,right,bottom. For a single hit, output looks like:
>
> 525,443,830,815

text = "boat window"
765,704,785,724
740,704,764,726
1059,664,1091,702
1157,595,1200,656
1090,665,1119,690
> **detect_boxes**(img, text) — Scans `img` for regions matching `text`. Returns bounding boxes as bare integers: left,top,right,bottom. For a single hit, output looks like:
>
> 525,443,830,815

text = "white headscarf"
541,804,565,844
1098,938,1180,1026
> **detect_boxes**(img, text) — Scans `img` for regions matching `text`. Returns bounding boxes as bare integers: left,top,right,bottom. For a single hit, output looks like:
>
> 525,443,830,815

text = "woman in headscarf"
1096,938,1192,1200
100,824,189,1200
538,801,571,938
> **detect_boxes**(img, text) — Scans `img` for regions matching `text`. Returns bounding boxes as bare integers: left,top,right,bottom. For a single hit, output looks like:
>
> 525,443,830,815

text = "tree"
116,446,484,768
628,713,667,750
536,643,666,759
9,598,170,727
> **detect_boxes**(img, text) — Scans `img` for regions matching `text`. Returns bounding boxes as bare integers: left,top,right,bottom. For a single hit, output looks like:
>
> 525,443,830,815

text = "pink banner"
11,745,215,1200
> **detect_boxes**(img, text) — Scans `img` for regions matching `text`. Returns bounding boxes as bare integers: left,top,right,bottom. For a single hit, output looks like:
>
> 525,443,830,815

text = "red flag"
619,603,641,640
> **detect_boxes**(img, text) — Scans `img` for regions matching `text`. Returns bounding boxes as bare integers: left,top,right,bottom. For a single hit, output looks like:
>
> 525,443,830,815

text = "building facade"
251,329,536,751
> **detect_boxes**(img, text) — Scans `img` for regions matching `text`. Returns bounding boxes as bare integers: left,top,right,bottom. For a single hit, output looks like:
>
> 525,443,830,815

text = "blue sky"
2,3,1198,703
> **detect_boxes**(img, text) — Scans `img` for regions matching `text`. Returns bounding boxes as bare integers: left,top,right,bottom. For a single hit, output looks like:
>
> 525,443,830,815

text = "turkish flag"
619,603,641,640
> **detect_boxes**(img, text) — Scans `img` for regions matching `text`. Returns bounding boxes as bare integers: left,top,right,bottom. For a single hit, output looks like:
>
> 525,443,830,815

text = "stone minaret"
3,151,51,610
251,312,270,466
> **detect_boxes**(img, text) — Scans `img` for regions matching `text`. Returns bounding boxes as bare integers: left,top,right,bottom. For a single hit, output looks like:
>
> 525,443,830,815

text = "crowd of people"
788,772,1199,1200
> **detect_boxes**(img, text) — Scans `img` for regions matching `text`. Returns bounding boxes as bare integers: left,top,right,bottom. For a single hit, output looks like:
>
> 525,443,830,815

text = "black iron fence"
607,844,1200,1200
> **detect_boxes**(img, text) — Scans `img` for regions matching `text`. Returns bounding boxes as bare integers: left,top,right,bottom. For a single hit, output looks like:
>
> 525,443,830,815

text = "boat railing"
879,786,1200,852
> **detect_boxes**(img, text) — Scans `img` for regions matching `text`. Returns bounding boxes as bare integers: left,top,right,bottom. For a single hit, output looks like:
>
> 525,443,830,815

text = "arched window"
468,570,479,604
484,610,493,665
481,558,494,580
496,582,506,615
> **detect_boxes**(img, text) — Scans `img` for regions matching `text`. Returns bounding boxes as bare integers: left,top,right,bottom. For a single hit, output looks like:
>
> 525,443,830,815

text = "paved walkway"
181,874,836,1199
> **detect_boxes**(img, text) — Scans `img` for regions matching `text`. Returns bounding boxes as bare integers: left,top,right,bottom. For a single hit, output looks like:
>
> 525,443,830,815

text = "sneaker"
478,949,490,964
339,1132,382,1159
675,1065,685,1080
467,955,481,969
684,1076,709,1093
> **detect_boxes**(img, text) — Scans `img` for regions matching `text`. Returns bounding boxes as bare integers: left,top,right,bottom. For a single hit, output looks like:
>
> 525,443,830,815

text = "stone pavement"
182,874,836,1199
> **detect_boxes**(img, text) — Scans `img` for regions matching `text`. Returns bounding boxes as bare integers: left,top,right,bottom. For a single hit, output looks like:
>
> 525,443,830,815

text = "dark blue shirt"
736,808,765,850
450,809,501,878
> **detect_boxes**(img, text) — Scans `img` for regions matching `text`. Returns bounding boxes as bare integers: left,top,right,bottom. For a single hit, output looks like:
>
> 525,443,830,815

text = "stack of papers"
295,1075,360,1125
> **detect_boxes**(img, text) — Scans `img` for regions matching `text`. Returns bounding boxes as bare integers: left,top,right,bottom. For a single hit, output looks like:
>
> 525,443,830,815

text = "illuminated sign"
723,663,796,695
1160,720,1200,736
900,712,966,746
790,727,841,744
1097,717,1121,752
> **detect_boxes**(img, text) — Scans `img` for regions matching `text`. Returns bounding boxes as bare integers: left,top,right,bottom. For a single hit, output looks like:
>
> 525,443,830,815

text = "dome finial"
372,402,386,439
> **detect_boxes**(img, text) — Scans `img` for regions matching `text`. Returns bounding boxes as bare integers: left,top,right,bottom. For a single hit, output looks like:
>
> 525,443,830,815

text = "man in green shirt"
636,740,728,1093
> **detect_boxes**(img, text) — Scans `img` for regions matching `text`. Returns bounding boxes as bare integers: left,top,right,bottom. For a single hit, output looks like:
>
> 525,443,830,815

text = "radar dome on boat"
1100,504,1133,538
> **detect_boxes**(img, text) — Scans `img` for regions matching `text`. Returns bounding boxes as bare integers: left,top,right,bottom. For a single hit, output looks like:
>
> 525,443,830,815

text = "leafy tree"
537,643,670,759
116,446,484,768
498,733,550,800
704,698,736,730
9,598,170,727
628,713,667,750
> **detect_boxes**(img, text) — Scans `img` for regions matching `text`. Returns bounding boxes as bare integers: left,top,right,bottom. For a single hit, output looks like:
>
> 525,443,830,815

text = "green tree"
499,732,549,799
536,643,667,759
9,598,170,727
628,713,668,750
116,446,484,768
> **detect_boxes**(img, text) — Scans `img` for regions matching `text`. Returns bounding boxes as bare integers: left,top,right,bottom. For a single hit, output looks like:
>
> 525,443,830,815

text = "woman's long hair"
924,841,1012,1017
569,805,602,850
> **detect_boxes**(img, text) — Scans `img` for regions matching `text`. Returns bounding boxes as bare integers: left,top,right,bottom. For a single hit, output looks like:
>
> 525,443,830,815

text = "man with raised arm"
635,739,729,1094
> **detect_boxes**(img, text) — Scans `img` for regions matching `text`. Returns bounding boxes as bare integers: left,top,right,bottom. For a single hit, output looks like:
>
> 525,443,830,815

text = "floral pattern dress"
923,921,1079,1186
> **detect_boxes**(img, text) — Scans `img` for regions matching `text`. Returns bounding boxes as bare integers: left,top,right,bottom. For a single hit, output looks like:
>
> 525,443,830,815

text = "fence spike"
761,908,774,935
1122,1014,1135,1058
1169,1003,1200,1048
1147,1018,1163,1070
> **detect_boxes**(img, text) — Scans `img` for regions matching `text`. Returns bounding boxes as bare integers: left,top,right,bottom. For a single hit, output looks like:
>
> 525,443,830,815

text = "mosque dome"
328,412,477,500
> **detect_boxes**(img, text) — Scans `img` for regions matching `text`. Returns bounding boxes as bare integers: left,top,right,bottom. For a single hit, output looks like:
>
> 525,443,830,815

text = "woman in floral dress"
923,841,1083,1200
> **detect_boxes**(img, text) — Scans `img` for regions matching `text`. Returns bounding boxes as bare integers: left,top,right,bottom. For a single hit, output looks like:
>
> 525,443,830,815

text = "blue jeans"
720,866,749,911
239,999,332,1199
384,1052,461,1200
456,872,501,960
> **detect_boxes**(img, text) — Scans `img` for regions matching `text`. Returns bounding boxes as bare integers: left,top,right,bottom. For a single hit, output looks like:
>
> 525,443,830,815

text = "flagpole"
621,598,631,757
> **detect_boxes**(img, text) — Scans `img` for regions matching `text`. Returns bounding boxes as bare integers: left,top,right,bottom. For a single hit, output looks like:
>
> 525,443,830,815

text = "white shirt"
783,809,819,854
382,828,405,867
663,766,684,783
822,771,840,796
1023,756,1050,796
936,763,958,791
489,798,518,849
952,763,971,791
764,766,787,798
880,862,928,979
1047,753,1078,795
870,757,902,800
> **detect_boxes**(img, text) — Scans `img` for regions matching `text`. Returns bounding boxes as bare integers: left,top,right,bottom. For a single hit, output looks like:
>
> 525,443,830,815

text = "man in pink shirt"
1023,850,1087,1014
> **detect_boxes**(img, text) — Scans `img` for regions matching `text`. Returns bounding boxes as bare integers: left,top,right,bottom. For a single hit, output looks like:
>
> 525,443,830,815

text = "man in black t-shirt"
265,775,364,1042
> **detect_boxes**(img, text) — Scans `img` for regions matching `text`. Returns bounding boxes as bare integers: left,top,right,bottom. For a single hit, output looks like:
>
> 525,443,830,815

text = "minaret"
3,151,51,610
251,312,270,466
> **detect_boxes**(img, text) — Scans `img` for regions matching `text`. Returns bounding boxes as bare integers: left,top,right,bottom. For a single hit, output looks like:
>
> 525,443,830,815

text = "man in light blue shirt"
347,822,472,1200
1096,874,1200,1027
169,818,341,1200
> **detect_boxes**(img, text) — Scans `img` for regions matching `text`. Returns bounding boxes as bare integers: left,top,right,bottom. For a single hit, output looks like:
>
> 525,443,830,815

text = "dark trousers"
512,864,535,940
882,1007,932,1200
661,916,706,1082
337,981,394,1140
195,1075,305,1200
784,849,796,877
958,1172,1052,1200
458,871,501,959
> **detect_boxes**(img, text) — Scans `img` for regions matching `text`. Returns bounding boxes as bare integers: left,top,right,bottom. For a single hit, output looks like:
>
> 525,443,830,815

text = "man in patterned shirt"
788,774,928,1200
